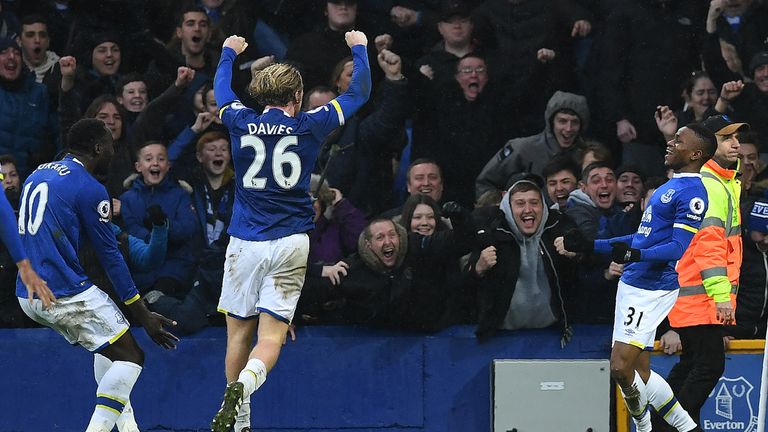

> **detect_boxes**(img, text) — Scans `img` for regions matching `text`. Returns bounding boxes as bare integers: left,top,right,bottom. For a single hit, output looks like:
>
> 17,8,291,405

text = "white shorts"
218,233,309,323
613,280,679,350
18,285,130,352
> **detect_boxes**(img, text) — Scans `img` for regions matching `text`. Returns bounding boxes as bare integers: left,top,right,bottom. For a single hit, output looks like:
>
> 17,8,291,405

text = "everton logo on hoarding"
703,376,758,431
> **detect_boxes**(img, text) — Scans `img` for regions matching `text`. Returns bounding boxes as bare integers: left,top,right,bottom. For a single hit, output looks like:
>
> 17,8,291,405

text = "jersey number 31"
241,135,301,190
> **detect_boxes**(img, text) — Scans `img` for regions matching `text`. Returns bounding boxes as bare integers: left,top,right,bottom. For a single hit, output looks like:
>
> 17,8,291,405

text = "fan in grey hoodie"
475,91,589,198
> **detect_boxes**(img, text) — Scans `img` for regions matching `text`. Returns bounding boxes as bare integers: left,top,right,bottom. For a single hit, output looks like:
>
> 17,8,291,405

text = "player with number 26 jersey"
217,46,371,242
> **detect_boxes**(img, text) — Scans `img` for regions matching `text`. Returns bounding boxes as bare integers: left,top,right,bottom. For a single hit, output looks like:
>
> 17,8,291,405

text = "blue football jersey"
15,156,139,303
614,173,708,291
215,44,370,241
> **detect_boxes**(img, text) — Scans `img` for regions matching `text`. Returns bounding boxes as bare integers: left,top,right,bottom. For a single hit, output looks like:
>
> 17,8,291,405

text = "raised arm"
214,35,249,109
333,31,372,120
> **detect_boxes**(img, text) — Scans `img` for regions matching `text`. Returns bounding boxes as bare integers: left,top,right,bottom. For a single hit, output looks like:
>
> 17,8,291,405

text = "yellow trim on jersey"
218,105,227,119
124,293,140,305
662,402,681,419
97,393,128,406
330,99,345,125
96,404,122,415
628,340,646,350
673,223,698,234
108,326,129,345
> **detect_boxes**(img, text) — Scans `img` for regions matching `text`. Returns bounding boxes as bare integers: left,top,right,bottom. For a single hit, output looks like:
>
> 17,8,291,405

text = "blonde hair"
249,63,304,107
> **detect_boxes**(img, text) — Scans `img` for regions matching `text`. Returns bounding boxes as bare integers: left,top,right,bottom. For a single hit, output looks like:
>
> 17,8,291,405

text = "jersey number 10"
241,135,302,190
18,182,48,236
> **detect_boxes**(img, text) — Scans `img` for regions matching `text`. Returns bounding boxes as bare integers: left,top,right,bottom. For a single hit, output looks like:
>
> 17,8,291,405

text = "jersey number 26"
241,135,301,190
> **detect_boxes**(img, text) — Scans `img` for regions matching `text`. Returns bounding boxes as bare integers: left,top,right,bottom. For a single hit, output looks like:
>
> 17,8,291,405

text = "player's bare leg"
223,315,257,432
212,313,288,432
611,342,652,431
86,333,144,432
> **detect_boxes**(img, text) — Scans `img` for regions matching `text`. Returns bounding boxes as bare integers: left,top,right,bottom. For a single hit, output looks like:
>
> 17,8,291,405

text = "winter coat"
119,174,200,291
469,199,576,342
0,70,54,176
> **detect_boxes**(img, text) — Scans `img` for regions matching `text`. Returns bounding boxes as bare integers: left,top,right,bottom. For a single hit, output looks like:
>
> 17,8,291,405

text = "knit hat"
749,200,768,233
0,37,20,54
615,164,646,184
749,51,768,77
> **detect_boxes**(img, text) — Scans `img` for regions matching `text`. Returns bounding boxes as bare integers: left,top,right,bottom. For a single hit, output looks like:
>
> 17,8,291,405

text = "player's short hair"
196,131,229,154
407,158,442,180
542,154,581,181
685,122,716,159
67,118,112,154
249,63,304,107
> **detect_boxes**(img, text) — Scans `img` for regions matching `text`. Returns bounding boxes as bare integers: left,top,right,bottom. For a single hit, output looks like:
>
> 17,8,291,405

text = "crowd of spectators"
0,0,767,344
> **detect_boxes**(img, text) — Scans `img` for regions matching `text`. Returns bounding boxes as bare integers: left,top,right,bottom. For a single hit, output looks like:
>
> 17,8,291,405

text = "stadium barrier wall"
0,325,763,431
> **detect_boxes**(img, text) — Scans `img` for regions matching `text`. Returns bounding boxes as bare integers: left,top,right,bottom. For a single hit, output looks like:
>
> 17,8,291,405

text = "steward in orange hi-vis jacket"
671,157,740,327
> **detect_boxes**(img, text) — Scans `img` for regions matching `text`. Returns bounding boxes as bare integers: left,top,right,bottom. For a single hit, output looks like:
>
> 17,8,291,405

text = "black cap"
701,114,749,136
615,164,646,184
749,51,768,76
440,1,471,21
0,37,20,54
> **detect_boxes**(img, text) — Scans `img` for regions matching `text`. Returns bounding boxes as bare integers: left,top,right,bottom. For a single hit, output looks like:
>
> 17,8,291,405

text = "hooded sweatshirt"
497,181,557,330
28,51,60,83
475,91,590,198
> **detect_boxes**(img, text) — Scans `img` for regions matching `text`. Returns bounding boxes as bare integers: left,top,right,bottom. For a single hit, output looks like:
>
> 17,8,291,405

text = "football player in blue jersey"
16,119,178,432
210,30,371,432
556,123,715,432
0,184,54,308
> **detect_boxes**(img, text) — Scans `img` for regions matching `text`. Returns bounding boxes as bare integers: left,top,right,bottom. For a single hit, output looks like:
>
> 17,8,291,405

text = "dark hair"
175,5,209,27
329,56,353,91
400,194,445,234
67,118,112,153
20,14,47,27
302,85,336,110
115,73,146,97
683,71,712,97
685,122,716,159
83,95,127,140
407,158,442,180
508,180,541,196
455,52,487,73
738,130,761,151
0,154,17,166
363,218,396,242
582,139,614,168
644,176,667,192
581,161,614,182
134,140,167,158
542,154,581,182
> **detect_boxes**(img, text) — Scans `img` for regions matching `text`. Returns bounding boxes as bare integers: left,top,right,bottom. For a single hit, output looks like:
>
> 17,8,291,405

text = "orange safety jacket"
670,159,740,327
